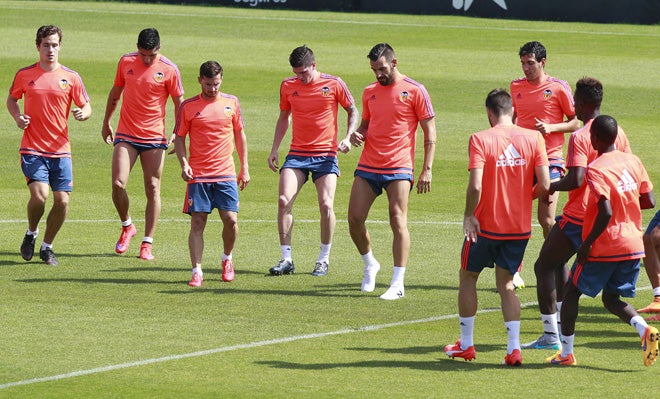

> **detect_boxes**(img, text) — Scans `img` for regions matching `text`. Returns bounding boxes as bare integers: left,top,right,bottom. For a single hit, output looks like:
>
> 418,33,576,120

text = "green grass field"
0,1,659,397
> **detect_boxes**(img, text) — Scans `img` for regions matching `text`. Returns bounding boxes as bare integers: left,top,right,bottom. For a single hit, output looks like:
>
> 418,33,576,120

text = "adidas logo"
497,144,526,167
617,169,638,193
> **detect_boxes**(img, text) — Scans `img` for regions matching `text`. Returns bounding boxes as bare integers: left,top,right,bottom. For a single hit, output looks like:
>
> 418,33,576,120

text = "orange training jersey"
468,125,548,239
114,53,184,145
357,76,434,175
280,72,354,157
584,150,652,261
561,119,631,224
510,75,575,162
173,93,244,182
9,63,89,158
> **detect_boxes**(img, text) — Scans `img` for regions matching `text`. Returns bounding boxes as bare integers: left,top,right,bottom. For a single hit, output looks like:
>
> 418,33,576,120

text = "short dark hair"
519,41,546,62
200,60,223,79
137,28,160,50
36,25,62,46
367,43,395,62
485,89,513,117
289,45,314,68
575,77,603,107
590,115,618,146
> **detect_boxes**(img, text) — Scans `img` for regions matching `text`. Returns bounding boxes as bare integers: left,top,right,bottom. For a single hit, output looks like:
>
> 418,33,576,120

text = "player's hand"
181,165,194,181
337,137,351,154
576,243,591,265
14,114,30,130
268,152,279,172
349,131,365,147
416,170,432,194
101,125,114,144
463,215,480,243
167,135,177,155
238,170,250,190
534,118,550,135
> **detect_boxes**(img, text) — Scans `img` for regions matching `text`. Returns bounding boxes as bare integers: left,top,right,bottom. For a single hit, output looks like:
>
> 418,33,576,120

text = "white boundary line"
0,303,526,390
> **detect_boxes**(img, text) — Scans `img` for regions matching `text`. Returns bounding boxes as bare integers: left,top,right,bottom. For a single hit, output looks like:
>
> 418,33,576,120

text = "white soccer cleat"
513,272,525,290
379,286,404,300
361,261,380,292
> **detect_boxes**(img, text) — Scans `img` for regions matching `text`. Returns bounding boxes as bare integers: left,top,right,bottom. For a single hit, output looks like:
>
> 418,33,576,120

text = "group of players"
6,25,658,367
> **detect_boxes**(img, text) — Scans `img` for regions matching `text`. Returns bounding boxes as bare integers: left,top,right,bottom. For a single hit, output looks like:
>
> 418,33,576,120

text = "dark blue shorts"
461,236,529,275
569,258,640,298
281,155,339,183
556,215,583,251
645,209,660,235
354,170,413,196
114,138,168,152
21,155,73,192
183,181,239,214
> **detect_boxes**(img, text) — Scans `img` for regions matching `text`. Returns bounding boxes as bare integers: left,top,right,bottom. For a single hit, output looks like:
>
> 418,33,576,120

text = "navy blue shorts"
21,155,73,192
281,155,339,183
354,170,413,196
556,215,583,251
183,181,239,214
461,236,529,275
114,138,168,152
645,209,660,235
569,259,640,298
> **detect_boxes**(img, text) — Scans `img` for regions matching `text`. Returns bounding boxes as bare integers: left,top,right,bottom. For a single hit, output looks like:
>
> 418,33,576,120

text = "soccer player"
444,89,549,366
173,61,249,287
546,115,658,367
638,212,660,319
510,41,580,289
102,28,184,261
347,43,436,300
7,25,92,266
268,45,358,277
525,77,631,350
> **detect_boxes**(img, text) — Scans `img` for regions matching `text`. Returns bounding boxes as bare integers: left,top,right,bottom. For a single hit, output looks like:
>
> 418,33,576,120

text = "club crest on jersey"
224,106,234,118
188,198,194,207
399,91,409,103
543,89,552,100
321,86,330,97
58,79,69,90
153,72,164,83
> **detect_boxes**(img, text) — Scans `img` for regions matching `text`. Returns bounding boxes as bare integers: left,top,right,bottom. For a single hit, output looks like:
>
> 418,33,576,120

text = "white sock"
40,242,52,251
222,253,232,261
280,245,292,262
390,266,406,287
361,250,378,267
653,287,660,297
557,301,563,330
27,228,38,237
192,267,203,277
317,243,331,263
631,315,648,337
459,316,475,348
561,334,574,357
541,313,559,337
505,320,521,353
142,236,153,244
121,218,132,227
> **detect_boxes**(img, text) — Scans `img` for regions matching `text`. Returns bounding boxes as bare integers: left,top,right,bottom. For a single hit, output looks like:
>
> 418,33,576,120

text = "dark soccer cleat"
269,259,295,275
21,233,36,261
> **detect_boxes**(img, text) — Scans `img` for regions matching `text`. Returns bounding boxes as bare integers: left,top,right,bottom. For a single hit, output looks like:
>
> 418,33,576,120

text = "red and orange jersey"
9,63,89,158
114,53,184,145
584,150,652,261
280,72,354,157
468,125,548,239
562,119,631,224
174,93,244,182
357,76,434,175
510,76,575,161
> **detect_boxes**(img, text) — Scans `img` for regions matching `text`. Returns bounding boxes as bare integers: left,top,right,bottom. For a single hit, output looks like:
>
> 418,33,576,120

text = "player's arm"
350,118,369,147
533,164,551,199
102,86,124,144
172,134,193,181
640,190,656,210
463,168,483,243
234,128,250,191
417,116,436,194
6,94,30,130
535,114,580,135
550,166,584,194
576,196,611,264
71,102,92,122
268,109,291,172
167,95,185,148
338,103,359,154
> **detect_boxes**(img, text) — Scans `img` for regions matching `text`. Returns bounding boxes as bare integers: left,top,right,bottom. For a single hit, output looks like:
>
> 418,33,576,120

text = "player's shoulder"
510,77,527,86
156,54,179,70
